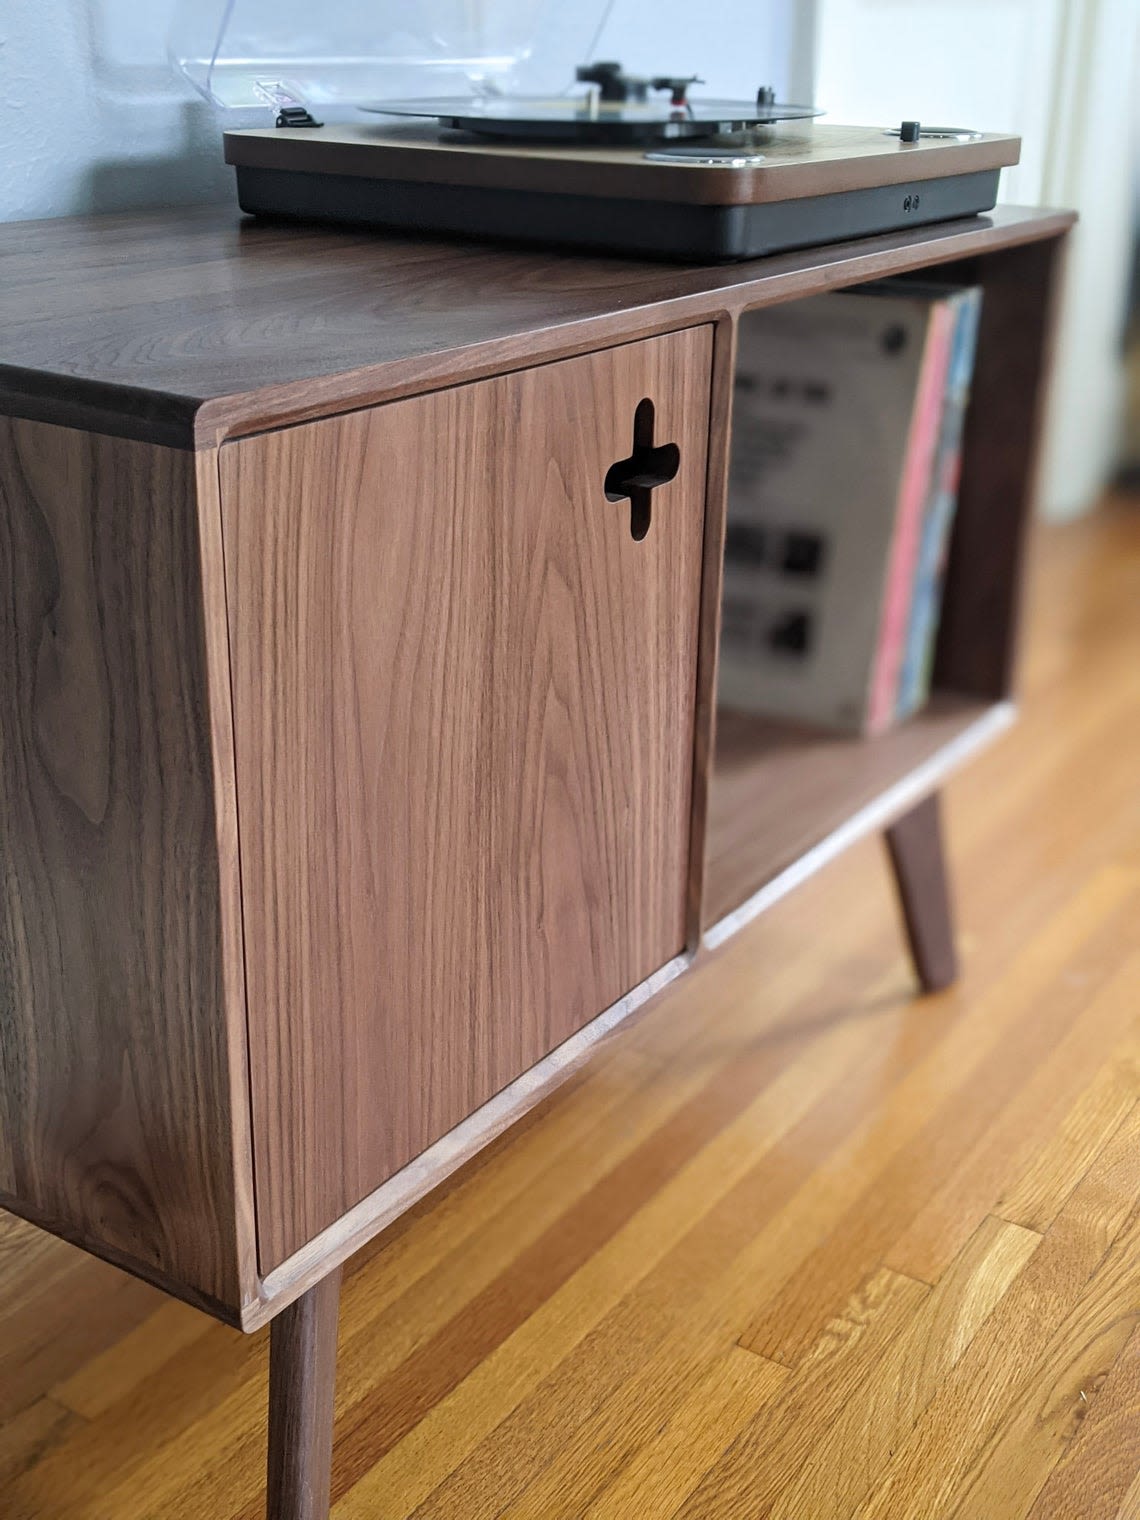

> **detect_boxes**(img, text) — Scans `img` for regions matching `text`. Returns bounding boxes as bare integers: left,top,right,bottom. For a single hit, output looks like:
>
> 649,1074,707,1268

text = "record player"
176,3,1021,261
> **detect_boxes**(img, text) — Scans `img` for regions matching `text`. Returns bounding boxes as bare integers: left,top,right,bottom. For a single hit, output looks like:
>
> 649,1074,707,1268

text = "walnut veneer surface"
0,203,1072,447
221,329,711,1269
0,202,1073,1330
0,420,251,1319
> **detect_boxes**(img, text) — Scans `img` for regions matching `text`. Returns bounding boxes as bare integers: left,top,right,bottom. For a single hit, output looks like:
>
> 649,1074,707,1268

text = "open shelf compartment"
701,237,1059,942
703,694,1013,939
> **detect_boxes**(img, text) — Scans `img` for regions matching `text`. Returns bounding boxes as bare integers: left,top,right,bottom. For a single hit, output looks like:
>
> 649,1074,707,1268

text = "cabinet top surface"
0,202,1072,448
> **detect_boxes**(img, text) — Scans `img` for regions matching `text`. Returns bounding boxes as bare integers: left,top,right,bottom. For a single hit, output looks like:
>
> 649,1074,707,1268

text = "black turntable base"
224,77,1021,262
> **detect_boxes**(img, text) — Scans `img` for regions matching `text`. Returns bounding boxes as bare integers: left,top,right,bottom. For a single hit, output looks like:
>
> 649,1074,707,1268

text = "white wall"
0,1,232,221
814,0,1066,208
1037,0,1140,515
815,0,1140,519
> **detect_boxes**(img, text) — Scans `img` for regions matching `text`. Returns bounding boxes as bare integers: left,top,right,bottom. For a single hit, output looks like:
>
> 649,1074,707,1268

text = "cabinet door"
220,328,712,1269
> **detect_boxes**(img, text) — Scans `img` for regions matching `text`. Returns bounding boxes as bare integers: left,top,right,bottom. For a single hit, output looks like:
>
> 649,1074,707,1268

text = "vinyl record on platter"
360,95,822,145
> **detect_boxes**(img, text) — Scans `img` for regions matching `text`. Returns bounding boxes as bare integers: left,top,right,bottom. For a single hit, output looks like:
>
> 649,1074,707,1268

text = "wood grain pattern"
221,330,711,1269
856,1102,1140,1520
0,1397,77,1489
1026,1321,1140,1520
584,1347,788,1518
761,1216,1040,1520
0,1213,163,1422
53,1298,211,1420
0,207,1071,1332
998,1034,1140,1233
884,792,959,992
933,235,1068,700
224,122,1021,207
0,417,251,1320
885,949,1140,1285
0,205,1072,447
0,502,1137,1520
249,952,689,1327
704,692,991,928
267,1269,342,1520
685,314,737,947
739,863,1140,1368
0,210,1069,1318
682,1267,934,1519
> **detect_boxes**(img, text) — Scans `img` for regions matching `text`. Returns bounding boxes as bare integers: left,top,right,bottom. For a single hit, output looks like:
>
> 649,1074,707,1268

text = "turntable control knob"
899,120,922,143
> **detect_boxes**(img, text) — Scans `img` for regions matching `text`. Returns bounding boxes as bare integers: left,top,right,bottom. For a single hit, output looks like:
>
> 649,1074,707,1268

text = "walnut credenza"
0,203,1072,1518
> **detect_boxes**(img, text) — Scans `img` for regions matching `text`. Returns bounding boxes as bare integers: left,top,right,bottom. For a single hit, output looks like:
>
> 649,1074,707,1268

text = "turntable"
176,5,1020,261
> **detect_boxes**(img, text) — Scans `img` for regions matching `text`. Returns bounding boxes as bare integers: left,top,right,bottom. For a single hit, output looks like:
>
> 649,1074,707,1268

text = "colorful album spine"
896,288,984,720
866,298,956,735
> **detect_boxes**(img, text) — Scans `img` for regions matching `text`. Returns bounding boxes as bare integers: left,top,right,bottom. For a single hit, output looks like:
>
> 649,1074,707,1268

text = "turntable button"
900,120,922,143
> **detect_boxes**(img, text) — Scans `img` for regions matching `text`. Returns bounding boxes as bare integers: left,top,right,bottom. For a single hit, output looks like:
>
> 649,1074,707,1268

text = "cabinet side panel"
223,329,711,1269
933,235,1068,700
0,418,245,1319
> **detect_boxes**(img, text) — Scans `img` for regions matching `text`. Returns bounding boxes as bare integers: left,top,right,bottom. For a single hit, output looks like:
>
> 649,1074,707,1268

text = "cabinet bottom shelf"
703,692,1014,944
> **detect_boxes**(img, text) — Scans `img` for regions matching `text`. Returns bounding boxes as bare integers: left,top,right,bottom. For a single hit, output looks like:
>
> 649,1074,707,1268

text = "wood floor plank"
852,1101,1140,1520
97,1369,271,1520
584,1348,788,1520
675,1269,931,1520
739,864,1140,1364
941,1205,1140,1519
1022,1323,1140,1520
336,1033,858,1484
885,949,1140,1282
997,1035,1140,1234
766,1215,1041,1520
0,1217,162,1422
1117,1465,1140,1520
6,1320,267,1519
479,977,940,1520
0,1399,78,1489
52,1300,211,1420
331,1041,769,1396
481,995,927,1520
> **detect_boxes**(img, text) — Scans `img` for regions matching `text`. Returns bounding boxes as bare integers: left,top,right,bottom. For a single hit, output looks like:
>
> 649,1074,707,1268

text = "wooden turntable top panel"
224,122,1022,206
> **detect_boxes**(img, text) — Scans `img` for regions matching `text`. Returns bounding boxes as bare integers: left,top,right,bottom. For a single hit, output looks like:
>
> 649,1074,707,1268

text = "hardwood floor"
2,500,1139,1519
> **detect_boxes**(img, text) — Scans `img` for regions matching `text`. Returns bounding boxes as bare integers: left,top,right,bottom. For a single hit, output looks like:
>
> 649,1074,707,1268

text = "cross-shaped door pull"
604,397,680,542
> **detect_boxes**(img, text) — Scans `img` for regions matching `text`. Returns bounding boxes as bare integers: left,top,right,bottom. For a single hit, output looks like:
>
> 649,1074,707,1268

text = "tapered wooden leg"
267,1268,342,1520
885,792,958,994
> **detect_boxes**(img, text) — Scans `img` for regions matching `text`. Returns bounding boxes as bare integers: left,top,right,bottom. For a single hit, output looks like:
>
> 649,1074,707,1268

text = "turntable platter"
361,96,822,145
